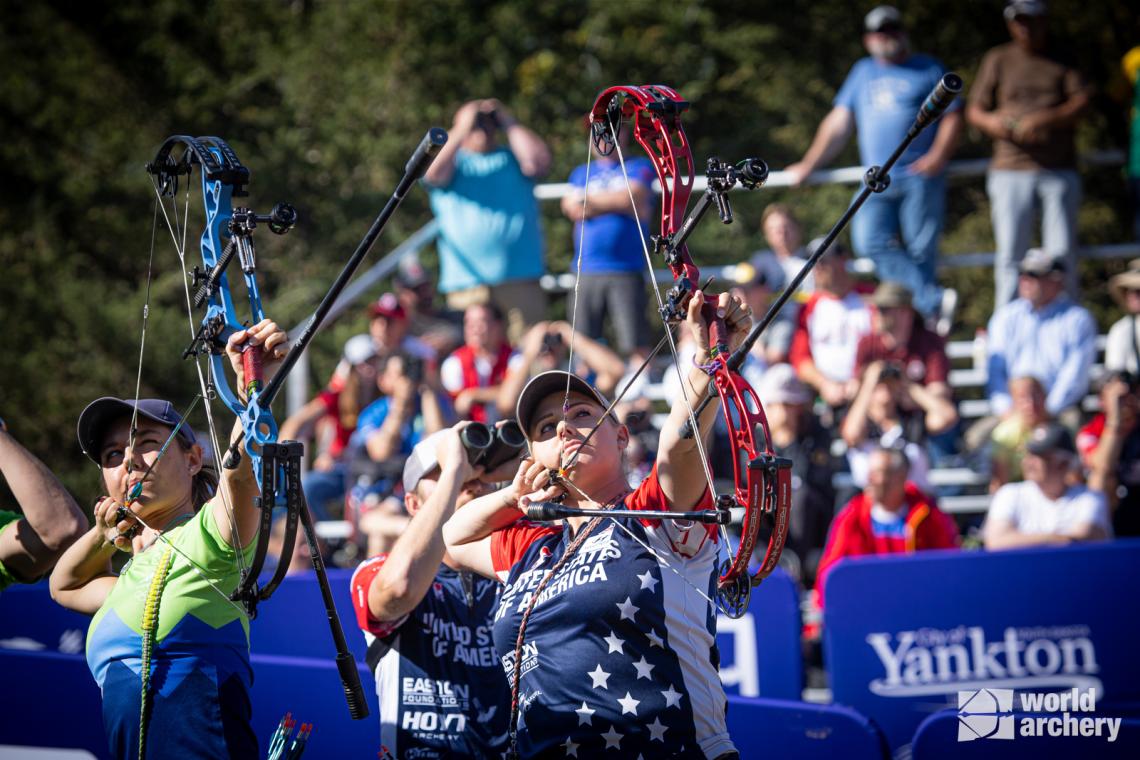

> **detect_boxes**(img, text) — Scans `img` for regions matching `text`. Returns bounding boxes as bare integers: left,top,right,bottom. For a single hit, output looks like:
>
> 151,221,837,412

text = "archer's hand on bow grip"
910,73,963,135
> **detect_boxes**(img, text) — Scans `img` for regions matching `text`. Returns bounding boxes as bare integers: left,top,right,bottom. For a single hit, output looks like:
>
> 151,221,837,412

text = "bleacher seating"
632,332,1110,517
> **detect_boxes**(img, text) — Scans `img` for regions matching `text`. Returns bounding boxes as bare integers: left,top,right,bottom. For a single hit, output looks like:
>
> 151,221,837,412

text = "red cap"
368,293,406,320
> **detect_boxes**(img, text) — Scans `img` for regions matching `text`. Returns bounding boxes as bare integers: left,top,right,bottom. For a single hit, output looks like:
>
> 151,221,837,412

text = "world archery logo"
958,688,1015,741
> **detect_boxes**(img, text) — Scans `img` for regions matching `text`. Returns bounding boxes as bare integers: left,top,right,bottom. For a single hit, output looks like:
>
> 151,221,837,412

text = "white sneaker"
935,287,958,337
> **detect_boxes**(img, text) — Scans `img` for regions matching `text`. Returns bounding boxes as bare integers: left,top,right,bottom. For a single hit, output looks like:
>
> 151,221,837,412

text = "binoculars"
459,420,528,472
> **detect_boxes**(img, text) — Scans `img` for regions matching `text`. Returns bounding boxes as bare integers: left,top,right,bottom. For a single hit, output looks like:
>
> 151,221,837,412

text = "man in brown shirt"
965,0,1090,309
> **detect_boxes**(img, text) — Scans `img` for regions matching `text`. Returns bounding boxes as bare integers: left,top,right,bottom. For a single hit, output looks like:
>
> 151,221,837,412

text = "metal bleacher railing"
287,150,1134,524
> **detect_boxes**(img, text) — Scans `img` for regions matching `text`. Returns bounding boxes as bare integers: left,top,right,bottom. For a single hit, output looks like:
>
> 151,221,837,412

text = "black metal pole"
298,492,371,720
525,501,729,525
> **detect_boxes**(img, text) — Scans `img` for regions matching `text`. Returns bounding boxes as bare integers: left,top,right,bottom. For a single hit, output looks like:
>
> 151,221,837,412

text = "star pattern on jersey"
506,514,718,757
636,569,659,592
603,630,624,654
617,691,641,716
588,664,611,689
632,656,655,680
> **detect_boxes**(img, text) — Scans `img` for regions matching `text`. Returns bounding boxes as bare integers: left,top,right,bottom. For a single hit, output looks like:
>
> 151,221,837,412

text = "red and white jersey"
351,557,510,758
790,290,873,383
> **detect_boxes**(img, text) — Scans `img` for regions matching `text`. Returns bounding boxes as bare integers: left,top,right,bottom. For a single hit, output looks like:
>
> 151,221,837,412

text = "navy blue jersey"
352,559,510,758
490,467,735,758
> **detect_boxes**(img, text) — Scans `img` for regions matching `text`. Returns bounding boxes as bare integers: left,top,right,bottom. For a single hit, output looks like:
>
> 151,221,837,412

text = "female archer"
443,292,750,759
50,319,287,760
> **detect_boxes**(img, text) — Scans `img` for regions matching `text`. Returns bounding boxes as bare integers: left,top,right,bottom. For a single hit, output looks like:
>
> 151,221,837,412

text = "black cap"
515,371,614,439
77,397,196,463
1025,422,1075,456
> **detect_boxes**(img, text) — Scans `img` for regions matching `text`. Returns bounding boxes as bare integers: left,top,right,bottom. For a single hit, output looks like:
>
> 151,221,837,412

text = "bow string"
563,84,793,619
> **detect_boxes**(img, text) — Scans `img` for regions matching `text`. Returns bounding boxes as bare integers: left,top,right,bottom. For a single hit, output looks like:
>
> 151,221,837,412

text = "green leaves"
0,0,1131,503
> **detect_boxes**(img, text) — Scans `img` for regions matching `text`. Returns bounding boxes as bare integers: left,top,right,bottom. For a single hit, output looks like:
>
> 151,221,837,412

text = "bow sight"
184,203,297,360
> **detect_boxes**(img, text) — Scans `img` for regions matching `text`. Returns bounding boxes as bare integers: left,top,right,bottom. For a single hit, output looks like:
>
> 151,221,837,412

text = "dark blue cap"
1025,422,1075,457
77,397,197,463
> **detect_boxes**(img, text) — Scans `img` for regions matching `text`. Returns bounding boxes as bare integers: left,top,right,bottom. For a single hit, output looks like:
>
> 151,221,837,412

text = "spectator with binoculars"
350,352,453,557
351,422,522,758
840,358,938,496
424,98,552,343
1078,371,1140,537
497,319,626,416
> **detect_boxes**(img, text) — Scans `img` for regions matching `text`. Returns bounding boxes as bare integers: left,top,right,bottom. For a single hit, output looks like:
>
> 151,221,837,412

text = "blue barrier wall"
0,647,857,758
0,565,804,753
824,540,1140,751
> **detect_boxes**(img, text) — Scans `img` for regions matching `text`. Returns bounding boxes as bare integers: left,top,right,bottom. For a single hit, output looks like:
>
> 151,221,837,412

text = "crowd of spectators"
270,2,1134,638
214,13,1138,720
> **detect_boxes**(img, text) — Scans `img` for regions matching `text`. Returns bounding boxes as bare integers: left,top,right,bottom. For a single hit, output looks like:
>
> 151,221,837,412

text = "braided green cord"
138,545,175,760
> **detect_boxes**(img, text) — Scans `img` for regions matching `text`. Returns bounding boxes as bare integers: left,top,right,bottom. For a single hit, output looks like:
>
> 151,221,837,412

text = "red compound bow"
583,84,792,618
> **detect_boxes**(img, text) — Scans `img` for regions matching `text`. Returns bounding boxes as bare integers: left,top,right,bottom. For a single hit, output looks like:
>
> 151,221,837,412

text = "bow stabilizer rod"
524,501,730,525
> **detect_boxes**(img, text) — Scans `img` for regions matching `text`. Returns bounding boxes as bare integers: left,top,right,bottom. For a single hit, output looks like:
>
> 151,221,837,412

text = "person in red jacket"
815,445,958,607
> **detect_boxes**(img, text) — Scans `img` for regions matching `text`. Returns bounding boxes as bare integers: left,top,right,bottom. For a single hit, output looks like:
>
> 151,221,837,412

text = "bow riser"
712,369,767,585
195,158,280,490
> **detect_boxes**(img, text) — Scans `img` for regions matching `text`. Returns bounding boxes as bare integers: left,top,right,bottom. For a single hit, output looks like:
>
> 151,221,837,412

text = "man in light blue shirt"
784,6,963,319
986,248,1096,418
424,98,552,342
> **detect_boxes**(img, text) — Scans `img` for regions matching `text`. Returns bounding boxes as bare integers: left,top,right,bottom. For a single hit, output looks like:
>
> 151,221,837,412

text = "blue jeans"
850,172,946,318
301,463,348,521
986,168,1081,310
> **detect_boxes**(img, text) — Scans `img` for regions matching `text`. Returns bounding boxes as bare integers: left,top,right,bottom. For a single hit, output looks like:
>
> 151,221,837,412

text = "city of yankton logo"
957,688,1122,742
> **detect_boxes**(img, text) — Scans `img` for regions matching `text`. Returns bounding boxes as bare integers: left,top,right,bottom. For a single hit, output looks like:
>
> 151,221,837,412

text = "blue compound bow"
142,128,447,720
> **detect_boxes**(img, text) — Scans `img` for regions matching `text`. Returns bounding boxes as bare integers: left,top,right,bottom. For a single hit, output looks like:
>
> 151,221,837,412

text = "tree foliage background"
1,0,1136,502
